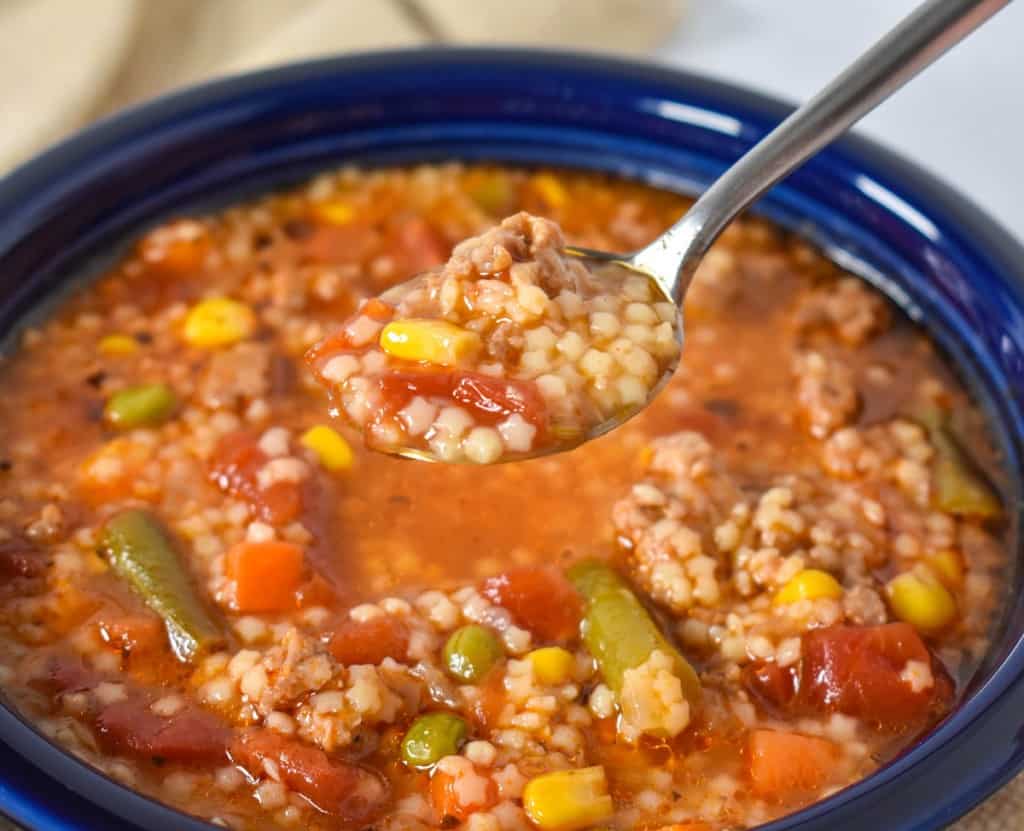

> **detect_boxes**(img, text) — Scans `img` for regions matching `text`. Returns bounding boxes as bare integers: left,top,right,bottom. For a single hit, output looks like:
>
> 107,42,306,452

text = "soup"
0,164,1006,830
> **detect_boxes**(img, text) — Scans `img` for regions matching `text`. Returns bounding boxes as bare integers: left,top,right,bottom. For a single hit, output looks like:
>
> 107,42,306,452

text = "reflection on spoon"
305,212,682,464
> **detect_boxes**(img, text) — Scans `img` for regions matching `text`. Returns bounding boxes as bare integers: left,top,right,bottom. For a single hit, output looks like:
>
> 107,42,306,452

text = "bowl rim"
0,46,1023,831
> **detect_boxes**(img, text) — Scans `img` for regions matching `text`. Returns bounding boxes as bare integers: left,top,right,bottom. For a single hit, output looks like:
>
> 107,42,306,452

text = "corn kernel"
379,319,481,367
527,647,575,686
532,173,568,208
98,334,138,356
886,567,957,631
300,426,354,472
774,569,843,605
926,550,964,587
523,766,614,831
312,200,355,225
183,298,255,348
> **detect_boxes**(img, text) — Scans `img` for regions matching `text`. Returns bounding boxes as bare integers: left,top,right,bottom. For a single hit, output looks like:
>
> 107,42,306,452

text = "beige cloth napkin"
0,1,1019,828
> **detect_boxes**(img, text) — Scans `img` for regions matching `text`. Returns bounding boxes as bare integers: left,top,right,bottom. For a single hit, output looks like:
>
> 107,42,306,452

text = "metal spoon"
570,0,1008,311
327,0,1009,464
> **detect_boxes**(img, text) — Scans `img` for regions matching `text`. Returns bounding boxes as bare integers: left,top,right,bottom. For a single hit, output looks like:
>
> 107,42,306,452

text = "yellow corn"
532,173,568,208
886,567,957,631
301,425,354,472
527,647,575,686
183,298,255,348
637,445,654,467
773,569,843,605
926,550,964,587
523,766,614,831
98,334,138,356
312,200,355,225
379,319,481,366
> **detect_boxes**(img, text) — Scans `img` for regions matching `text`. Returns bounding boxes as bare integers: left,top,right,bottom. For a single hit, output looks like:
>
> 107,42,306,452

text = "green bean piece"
918,408,1000,518
99,509,221,661
400,712,469,769
443,624,504,683
568,560,701,706
104,383,178,429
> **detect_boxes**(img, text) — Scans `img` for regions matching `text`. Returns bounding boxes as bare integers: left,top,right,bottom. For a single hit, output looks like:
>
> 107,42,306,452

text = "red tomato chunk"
95,696,230,764
209,431,303,525
376,371,548,435
231,729,388,821
329,615,410,665
744,623,954,730
481,567,582,642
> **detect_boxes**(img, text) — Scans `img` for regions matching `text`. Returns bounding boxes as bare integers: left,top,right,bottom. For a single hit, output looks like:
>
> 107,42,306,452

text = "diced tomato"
470,666,507,731
138,222,208,273
304,328,356,369
430,766,498,822
231,729,388,821
744,623,954,731
361,298,395,323
398,216,448,273
480,567,582,642
95,696,230,764
96,613,167,658
303,222,379,265
29,654,101,695
209,431,303,525
0,538,48,578
800,623,953,729
452,373,547,432
741,661,798,716
329,615,410,665
377,370,547,434
296,572,337,609
748,729,838,799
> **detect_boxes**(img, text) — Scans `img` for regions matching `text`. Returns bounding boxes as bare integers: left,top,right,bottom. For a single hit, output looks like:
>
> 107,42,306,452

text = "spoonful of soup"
306,0,1007,464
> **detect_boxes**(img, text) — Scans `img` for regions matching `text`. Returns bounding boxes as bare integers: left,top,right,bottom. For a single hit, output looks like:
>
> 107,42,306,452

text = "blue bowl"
0,48,1022,831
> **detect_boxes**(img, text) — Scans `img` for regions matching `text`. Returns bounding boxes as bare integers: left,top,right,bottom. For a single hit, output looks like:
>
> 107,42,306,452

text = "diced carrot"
225,541,305,613
481,567,582,642
329,615,409,665
748,729,838,799
659,824,713,831
430,766,498,822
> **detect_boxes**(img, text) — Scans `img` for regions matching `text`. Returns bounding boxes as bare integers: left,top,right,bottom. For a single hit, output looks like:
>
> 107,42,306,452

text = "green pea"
443,624,504,683
400,712,468,769
104,383,178,429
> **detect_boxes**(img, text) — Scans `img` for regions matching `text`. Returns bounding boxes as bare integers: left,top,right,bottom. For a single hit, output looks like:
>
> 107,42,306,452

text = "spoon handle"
634,0,1011,303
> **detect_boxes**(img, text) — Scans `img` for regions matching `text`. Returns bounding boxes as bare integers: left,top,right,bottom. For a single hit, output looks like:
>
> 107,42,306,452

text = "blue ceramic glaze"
0,49,1021,831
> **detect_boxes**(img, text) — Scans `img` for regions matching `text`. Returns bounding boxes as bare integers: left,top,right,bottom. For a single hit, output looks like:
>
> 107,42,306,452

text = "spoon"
568,0,1008,313
308,0,1009,464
